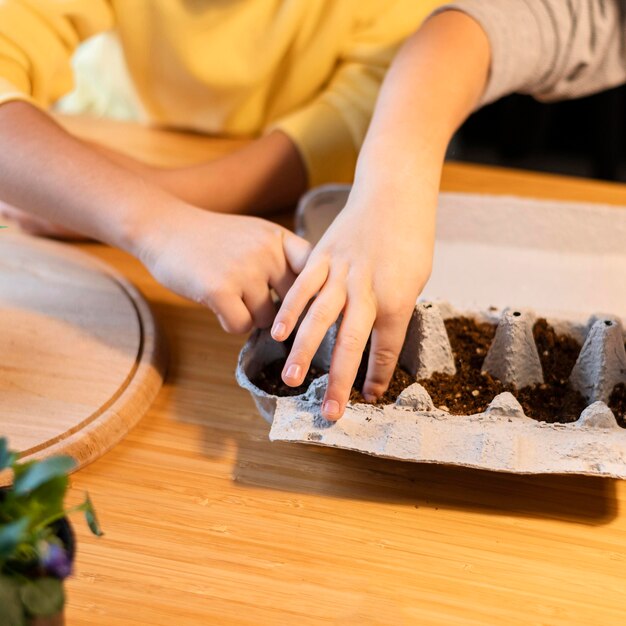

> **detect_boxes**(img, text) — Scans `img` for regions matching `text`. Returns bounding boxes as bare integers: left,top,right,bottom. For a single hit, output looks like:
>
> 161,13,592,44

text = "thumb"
282,230,311,275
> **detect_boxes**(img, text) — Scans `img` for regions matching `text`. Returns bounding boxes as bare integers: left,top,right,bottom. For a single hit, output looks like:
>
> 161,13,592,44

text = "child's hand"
271,197,434,420
139,204,311,332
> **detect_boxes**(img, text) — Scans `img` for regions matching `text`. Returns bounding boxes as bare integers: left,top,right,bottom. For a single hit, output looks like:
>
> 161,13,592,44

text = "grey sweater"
437,1,626,105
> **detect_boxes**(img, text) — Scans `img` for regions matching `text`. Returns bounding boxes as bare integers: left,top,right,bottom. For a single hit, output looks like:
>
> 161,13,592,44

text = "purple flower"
41,542,73,579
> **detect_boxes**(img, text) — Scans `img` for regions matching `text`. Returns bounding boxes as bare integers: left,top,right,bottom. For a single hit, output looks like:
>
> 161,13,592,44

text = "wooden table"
53,117,626,625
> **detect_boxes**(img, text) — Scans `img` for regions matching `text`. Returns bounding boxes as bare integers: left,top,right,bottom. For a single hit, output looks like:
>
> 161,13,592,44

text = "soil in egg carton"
251,359,327,397
253,317,595,424
415,317,587,423
349,317,587,422
609,383,626,428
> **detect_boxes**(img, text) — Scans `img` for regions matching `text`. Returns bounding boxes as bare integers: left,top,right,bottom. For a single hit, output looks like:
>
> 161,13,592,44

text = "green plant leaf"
0,438,17,472
79,493,103,537
29,475,69,526
20,577,64,617
0,575,25,626
0,518,29,559
13,457,75,496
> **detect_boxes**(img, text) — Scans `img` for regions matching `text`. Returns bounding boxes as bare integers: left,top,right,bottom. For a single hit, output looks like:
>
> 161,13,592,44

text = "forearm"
351,11,490,215
156,130,308,215
0,101,180,253
89,141,161,180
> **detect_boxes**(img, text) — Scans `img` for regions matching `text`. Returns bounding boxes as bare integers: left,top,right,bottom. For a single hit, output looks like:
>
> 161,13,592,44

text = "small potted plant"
0,438,102,626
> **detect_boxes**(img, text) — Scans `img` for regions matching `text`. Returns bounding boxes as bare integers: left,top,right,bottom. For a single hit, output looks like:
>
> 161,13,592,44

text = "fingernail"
322,399,340,418
272,321,286,340
363,393,377,403
284,363,301,381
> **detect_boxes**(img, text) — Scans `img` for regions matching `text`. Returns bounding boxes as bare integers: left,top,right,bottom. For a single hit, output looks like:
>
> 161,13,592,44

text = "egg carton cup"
237,301,626,478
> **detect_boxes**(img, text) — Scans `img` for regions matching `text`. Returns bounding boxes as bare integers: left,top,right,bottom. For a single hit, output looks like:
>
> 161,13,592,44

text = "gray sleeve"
432,0,626,105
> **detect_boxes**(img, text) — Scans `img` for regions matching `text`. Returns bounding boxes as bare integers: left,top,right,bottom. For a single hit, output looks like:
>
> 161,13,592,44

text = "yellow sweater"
0,0,439,185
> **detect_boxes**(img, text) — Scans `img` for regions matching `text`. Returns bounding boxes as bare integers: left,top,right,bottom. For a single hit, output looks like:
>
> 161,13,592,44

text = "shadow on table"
188,395,618,527
236,433,617,527
156,301,619,528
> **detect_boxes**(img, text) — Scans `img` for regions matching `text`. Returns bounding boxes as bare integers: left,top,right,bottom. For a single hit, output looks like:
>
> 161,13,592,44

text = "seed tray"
237,189,626,477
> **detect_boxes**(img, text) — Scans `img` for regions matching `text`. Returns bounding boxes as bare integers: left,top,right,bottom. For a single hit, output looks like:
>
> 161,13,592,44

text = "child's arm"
0,101,310,331
275,0,626,421
0,128,308,237
149,131,309,216
271,10,491,419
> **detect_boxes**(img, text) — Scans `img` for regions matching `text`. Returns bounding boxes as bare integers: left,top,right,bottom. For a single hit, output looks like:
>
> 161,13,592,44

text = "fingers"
269,264,298,302
212,293,254,334
243,287,277,329
252,227,309,301
322,299,376,421
280,280,346,387
271,261,329,342
204,227,306,334
361,311,412,402
269,229,312,299
282,230,311,275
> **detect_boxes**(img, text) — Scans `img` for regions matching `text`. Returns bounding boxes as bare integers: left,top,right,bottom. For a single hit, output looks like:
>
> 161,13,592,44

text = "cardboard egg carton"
237,302,626,478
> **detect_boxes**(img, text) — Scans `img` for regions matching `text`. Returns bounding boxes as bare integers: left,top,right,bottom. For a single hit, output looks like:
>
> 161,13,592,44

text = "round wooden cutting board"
0,233,166,483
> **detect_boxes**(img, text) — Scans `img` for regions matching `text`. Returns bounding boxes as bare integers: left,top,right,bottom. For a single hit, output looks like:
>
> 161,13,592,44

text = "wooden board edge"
0,270,168,484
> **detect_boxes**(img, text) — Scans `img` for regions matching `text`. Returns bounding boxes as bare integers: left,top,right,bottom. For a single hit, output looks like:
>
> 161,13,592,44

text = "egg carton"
236,302,626,478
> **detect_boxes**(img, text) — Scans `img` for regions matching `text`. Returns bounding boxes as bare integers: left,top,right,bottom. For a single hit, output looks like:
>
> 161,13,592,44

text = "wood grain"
0,233,165,480
45,116,626,625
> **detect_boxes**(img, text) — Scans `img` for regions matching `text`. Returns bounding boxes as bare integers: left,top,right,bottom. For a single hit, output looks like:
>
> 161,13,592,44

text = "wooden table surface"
53,116,626,626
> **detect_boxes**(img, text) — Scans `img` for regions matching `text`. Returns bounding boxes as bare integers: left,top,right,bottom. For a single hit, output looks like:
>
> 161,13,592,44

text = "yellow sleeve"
0,0,113,109
272,1,442,187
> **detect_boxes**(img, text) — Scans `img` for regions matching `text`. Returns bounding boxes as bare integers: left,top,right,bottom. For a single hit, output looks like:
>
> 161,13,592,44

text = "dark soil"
532,318,582,381
252,316,590,424
349,349,415,405
516,318,587,423
609,383,626,428
419,317,586,422
418,317,503,414
251,359,326,397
